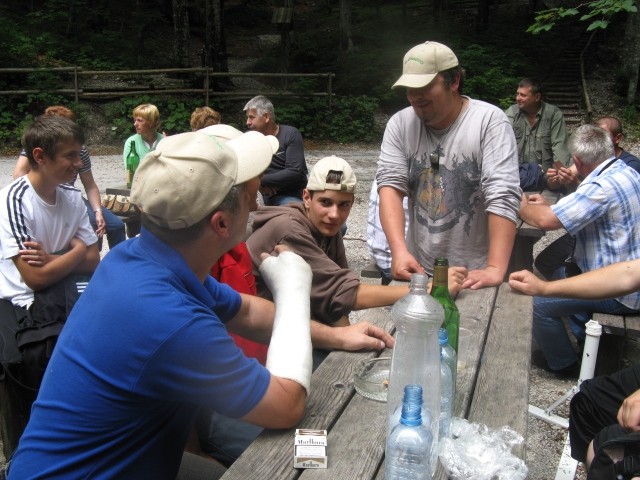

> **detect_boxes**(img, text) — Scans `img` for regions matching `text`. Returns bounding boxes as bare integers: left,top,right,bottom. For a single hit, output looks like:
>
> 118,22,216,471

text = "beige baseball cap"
131,130,277,229
306,156,357,193
392,41,459,89
198,124,243,142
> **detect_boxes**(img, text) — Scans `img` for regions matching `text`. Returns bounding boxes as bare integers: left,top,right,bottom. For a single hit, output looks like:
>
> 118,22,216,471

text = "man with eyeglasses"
376,41,521,289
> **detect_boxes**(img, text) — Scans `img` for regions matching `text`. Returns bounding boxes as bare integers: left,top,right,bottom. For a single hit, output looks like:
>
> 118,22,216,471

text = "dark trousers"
177,452,226,480
534,232,575,280
569,364,640,463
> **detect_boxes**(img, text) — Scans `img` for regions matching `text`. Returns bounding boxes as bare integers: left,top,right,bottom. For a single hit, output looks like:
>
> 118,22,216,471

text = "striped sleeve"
4,178,31,250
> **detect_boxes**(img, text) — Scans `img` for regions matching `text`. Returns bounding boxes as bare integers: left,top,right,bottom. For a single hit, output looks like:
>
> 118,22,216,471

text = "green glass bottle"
431,257,460,352
126,141,139,188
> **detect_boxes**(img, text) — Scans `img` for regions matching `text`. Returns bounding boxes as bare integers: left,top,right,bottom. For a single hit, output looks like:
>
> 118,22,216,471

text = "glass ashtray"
354,357,391,402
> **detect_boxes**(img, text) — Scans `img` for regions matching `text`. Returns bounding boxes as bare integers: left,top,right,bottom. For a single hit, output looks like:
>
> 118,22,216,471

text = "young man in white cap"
247,156,465,348
7,131,314,480
376,41,521,289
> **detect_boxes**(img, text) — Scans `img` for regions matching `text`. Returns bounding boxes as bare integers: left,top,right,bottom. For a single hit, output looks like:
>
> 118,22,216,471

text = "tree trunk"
477,0,490,32
205,0,228,72
204,0,231,89
625,6,640,104
172,0,190,68
339,0,354,51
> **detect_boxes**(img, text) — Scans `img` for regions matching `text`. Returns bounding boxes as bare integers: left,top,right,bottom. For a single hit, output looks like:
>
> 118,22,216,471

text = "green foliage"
0,102,20,146
527,0,637,34
275,95,379,143
456,44,525,108
621,104,639,124
162,99,196,135
322,95,380,143
0,90,70,149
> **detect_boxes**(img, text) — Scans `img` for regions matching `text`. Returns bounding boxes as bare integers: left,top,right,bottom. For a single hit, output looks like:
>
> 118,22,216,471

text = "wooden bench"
591,312,640,375
220,283,532,479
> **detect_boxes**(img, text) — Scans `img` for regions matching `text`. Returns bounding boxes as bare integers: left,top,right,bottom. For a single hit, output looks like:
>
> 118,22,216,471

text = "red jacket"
211,243,269,365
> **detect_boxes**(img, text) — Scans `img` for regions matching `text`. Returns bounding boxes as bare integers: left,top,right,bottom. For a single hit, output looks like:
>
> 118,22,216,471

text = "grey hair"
569,124,615,166
243,95,276,122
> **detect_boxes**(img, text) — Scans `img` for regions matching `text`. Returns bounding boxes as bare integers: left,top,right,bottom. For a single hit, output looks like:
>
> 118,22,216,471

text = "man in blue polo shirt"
7,131,314,479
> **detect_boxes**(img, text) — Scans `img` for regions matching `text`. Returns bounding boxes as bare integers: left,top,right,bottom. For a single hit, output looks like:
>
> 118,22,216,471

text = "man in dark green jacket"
505,78,571,190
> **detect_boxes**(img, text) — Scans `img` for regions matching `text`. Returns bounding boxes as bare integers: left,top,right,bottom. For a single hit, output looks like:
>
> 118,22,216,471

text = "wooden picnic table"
220,283,533,479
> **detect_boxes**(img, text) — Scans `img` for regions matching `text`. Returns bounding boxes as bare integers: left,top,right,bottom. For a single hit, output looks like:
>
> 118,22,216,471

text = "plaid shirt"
552,158,640,309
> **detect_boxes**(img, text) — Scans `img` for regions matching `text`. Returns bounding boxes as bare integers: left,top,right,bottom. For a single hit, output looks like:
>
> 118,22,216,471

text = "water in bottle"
385,385,433,480
439,350,453,440
439,328,457,403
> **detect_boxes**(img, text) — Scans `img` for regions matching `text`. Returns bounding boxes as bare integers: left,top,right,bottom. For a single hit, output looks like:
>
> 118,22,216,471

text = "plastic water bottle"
386,273,443,443
390,384,431,435
439,350,453,440
439,328,457,403
385,386,433,480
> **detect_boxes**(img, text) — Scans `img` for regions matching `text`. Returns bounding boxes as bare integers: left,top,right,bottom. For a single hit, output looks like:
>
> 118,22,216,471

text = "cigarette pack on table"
294,428,327,469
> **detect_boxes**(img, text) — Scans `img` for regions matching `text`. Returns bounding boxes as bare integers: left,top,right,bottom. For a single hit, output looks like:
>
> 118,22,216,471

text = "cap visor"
227,131,278,185
391,73,438,89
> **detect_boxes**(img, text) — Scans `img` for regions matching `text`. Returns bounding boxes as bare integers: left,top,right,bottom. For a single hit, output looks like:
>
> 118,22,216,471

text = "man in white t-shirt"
0,115,99,309
376,41,521,289
0,115,100,447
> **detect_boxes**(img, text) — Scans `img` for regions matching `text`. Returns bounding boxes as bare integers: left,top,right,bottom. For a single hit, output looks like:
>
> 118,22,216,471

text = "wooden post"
328,73,333,112
205,68,210,106
74,66,79,104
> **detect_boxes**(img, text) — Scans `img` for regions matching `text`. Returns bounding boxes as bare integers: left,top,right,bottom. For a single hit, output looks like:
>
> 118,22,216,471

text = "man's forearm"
353,284,408,310
15,242,94,291
310,318,349,350
545,259,640,299
519,203,562,230
378,186,408,255
486,213,516,277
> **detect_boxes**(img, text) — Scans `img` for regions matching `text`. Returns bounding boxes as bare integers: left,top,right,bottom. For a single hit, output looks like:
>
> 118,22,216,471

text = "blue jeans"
533,287,638,370
263,194,302,206
199,348,329,465
83,199,126,249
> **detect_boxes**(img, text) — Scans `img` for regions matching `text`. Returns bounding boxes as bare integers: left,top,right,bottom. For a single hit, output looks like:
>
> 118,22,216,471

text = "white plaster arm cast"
260,250,313,394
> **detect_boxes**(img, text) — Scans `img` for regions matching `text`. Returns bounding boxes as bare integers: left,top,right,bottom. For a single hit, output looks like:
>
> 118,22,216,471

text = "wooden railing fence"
0,67,335,109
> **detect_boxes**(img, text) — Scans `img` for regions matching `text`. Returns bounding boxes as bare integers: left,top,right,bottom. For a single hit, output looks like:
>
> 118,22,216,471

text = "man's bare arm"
14,238,99,291
378,185,423,280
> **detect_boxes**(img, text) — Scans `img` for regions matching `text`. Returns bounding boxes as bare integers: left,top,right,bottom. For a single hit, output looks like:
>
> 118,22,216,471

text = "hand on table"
508,270,547,296
448,266,468,296
334,322,394,351
462,265,503,290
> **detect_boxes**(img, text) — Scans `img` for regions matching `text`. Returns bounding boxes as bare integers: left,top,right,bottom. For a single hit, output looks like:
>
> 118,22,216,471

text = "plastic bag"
438,417,528,480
